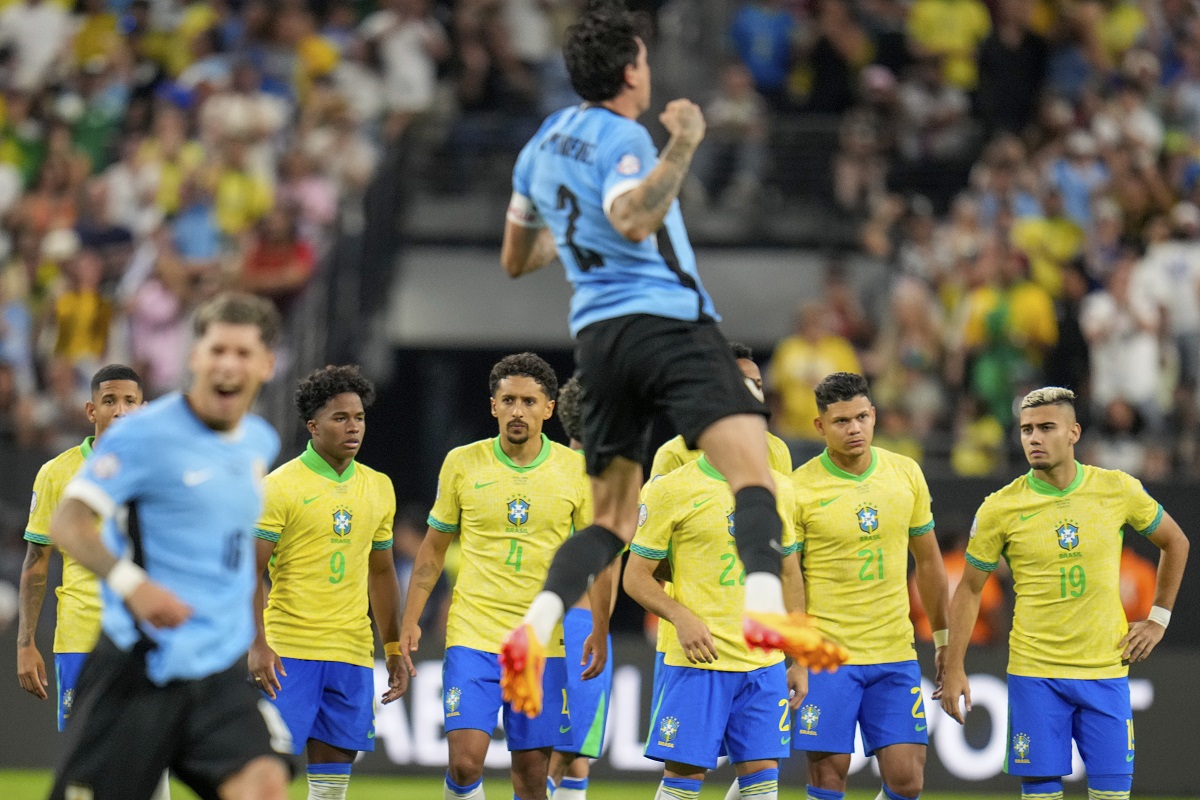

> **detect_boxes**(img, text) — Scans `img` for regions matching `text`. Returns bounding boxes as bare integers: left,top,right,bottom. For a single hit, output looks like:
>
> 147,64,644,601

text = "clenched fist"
659,99,706,149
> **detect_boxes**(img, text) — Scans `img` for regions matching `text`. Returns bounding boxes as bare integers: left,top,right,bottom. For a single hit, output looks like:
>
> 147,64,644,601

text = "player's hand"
787,662,808,710
126,580,192,629
399,621,421,678
659,99,706,150
382,654,408,704
674,609,718,664
1119,619,1167,663
17,645,48,700
248,640,286,699
932,646,947,699
580,631,608,680
939,666,971,724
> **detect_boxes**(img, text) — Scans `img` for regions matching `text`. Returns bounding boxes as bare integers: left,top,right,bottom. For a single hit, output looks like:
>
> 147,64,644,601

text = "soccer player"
790,373,949,800
46,293,291,800
399,353,590,800
624,455,811,800
249,365,405,800
548,375,618,800
499,0,840,716
941,387,1190,800
17,365,143,724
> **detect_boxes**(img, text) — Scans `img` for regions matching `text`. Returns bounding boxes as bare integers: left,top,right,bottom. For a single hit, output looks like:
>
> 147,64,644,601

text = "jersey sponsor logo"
474,481,498,489
333,507,353,536
798,704,820,735
303,494,324,505
1019,510,1044,521
29,491,36,514
638,503,648,527
91,453,120,480
616,153,642,176
183,469,214,487
1056,521,1080,551
818,495,842,507
856,505,879,534
1012,732,1031,763
507,497,531,526
445,686,462,716
657,715,679,747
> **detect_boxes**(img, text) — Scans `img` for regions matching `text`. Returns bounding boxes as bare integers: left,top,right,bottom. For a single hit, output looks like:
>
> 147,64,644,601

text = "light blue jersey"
509,105,719,336
64,393,279,685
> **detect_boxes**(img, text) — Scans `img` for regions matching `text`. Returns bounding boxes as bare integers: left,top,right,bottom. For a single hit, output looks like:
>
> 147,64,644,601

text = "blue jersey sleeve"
62,419,154,519
508,136,546,228
599,123,659,216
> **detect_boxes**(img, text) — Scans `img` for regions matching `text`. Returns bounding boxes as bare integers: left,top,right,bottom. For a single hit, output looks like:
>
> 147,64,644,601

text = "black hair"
814,372,870,413
90,364,142,395
557,375,584,442
489,352,559,401
295,364,376,422
729,341,753,361
194,292,281,347
563,1,644,103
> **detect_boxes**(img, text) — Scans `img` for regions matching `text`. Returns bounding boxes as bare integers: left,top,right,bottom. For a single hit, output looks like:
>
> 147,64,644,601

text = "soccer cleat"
499,624,546,718
743,612,850,672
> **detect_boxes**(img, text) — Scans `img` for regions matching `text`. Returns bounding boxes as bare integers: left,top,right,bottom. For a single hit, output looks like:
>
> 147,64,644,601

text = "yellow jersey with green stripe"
255,443,396,668
428,435,590,657
966,463,1162,679
647,434,793,654
632,456,797,671
791,447,934,665
24,438,100,654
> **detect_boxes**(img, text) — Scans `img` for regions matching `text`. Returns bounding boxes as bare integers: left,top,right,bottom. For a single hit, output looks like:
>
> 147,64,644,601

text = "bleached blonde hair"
1020,387,1077,410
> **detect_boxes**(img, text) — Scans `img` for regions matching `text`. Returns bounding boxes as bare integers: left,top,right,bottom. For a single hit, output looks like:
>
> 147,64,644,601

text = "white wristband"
106,559,148,600
1147,605,1171,629
932,629,949,648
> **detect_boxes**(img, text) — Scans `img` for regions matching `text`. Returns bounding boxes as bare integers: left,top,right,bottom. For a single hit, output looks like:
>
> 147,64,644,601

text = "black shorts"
51,636,294,800
575,314,766,476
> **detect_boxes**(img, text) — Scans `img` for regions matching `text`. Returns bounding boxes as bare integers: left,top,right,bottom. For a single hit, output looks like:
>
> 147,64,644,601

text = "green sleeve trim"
795,542,805,553
909,520,935,537
965,552,999,572
1136,504,1164,537
427,515,458,533
372,538,394,551
630,543,668,560
253,528,281,543
23,531,51,545
782,543,799,556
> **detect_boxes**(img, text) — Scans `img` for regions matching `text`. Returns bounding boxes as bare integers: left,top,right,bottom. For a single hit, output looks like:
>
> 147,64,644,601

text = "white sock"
523,591,565,647
744,572,786,615
307,781,348,800
149,770,170,800
874,791,886,800
725,778,742,800
445,775,486,799
556,777,588,799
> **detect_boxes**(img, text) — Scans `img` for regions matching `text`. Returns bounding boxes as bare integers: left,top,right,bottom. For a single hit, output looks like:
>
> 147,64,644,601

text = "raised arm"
16,542,52,699
939,562,990,724
398,527,454,681
1119,511,1189,662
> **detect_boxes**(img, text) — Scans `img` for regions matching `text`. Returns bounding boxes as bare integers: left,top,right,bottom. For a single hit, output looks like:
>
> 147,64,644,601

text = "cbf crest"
658,715,679,747
506,496,531,527
445,686,462,717
1013,732,1031,763
856,504,879,534
332,507,352,537
799,704,820,735
1056,521,1080,551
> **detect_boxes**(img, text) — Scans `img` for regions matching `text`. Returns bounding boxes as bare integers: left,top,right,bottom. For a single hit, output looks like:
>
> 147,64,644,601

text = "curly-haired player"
250,364,404,800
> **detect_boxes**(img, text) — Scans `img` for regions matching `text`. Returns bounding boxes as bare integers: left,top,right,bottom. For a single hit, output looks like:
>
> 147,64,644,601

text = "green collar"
1026,461,1085,497
697,455,726,482
493,433,552,472
80,436,94,458
819,447,877,482
300,440,356,483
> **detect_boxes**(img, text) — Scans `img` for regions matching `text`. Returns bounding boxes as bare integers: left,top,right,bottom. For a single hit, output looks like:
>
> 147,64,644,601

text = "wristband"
384,641,404,657
1147,606,1171,628
106,559,148,600
932,629,949,648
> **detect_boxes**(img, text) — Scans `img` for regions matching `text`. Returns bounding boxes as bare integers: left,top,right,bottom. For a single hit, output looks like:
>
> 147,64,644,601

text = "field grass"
2,770,1191,800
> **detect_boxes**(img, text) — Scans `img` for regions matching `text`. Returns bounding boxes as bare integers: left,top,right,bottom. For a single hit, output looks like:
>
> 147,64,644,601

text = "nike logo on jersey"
1126,753,1135,762
559,725,572,733
693,497,712,508
182,469,213,487
915,723,927,731
819,496,842,507
302,495,323,505
1020,510,1044,521
475,481,498,489
780,736,791,745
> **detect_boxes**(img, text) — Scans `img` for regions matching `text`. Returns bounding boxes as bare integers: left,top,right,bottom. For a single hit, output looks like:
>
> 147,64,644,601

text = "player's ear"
813,416,824,437
85,401,97,425
543,398,555,420
490,397,498,418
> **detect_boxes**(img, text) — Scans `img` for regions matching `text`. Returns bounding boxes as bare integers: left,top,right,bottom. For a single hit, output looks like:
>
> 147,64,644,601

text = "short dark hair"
295,364,376,421
193,292,282,348
90,364,142,395
814,372,870,413
489,352,559,401
557,375,584,442
729,342,753,361
563,2,644,103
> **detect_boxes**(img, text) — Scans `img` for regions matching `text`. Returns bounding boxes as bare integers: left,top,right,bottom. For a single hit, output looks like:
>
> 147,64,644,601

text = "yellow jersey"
255,443,396,668
792,448,935,664
24,438,101,654
428,435,591,656
632,457,797,672
967,463,1162,679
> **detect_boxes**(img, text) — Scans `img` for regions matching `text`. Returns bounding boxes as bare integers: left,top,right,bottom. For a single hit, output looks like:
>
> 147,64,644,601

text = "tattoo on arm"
610,140,695,239
17,545,51,648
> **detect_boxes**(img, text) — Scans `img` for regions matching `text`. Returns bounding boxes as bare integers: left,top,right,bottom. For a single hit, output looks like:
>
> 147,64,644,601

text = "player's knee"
807,758,849,791
447,752,484,786
885,774,924,799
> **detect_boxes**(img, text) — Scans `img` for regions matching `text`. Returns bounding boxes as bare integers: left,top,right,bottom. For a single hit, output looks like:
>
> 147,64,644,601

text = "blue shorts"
55,652,89,732
267,657,376,754
645,662,790,769
555,608,613,758
1006,675,1134,777
442,645,570,751
793,661,927,757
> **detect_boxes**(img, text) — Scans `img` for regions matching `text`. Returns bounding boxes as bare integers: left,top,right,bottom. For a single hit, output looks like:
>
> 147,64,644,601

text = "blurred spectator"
728,0,797,108
239,205,316,312
0,361,35,446
897,194,952,283
360,0,449,139
868,275,946,435
0,0,72,92
1010,183,1085,298
896,56,972,164
976,143,1043,225
1049,130,1109,228
126,256,192,398
834,66,898,214
1085,397,1169,478
49,247,112,366
873,406,924,462
33,357,92,452
1119,544,1157,622
1043,257,1093,396
766,300,862,443
1084,196,1126,279
798,0,873,115
859,0,911,76
214,133,273,238
977,0,1049,136
689,62,768,210
911,530,1006,644
277,148,337,240
906,0,991,91
950,391,1006,476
